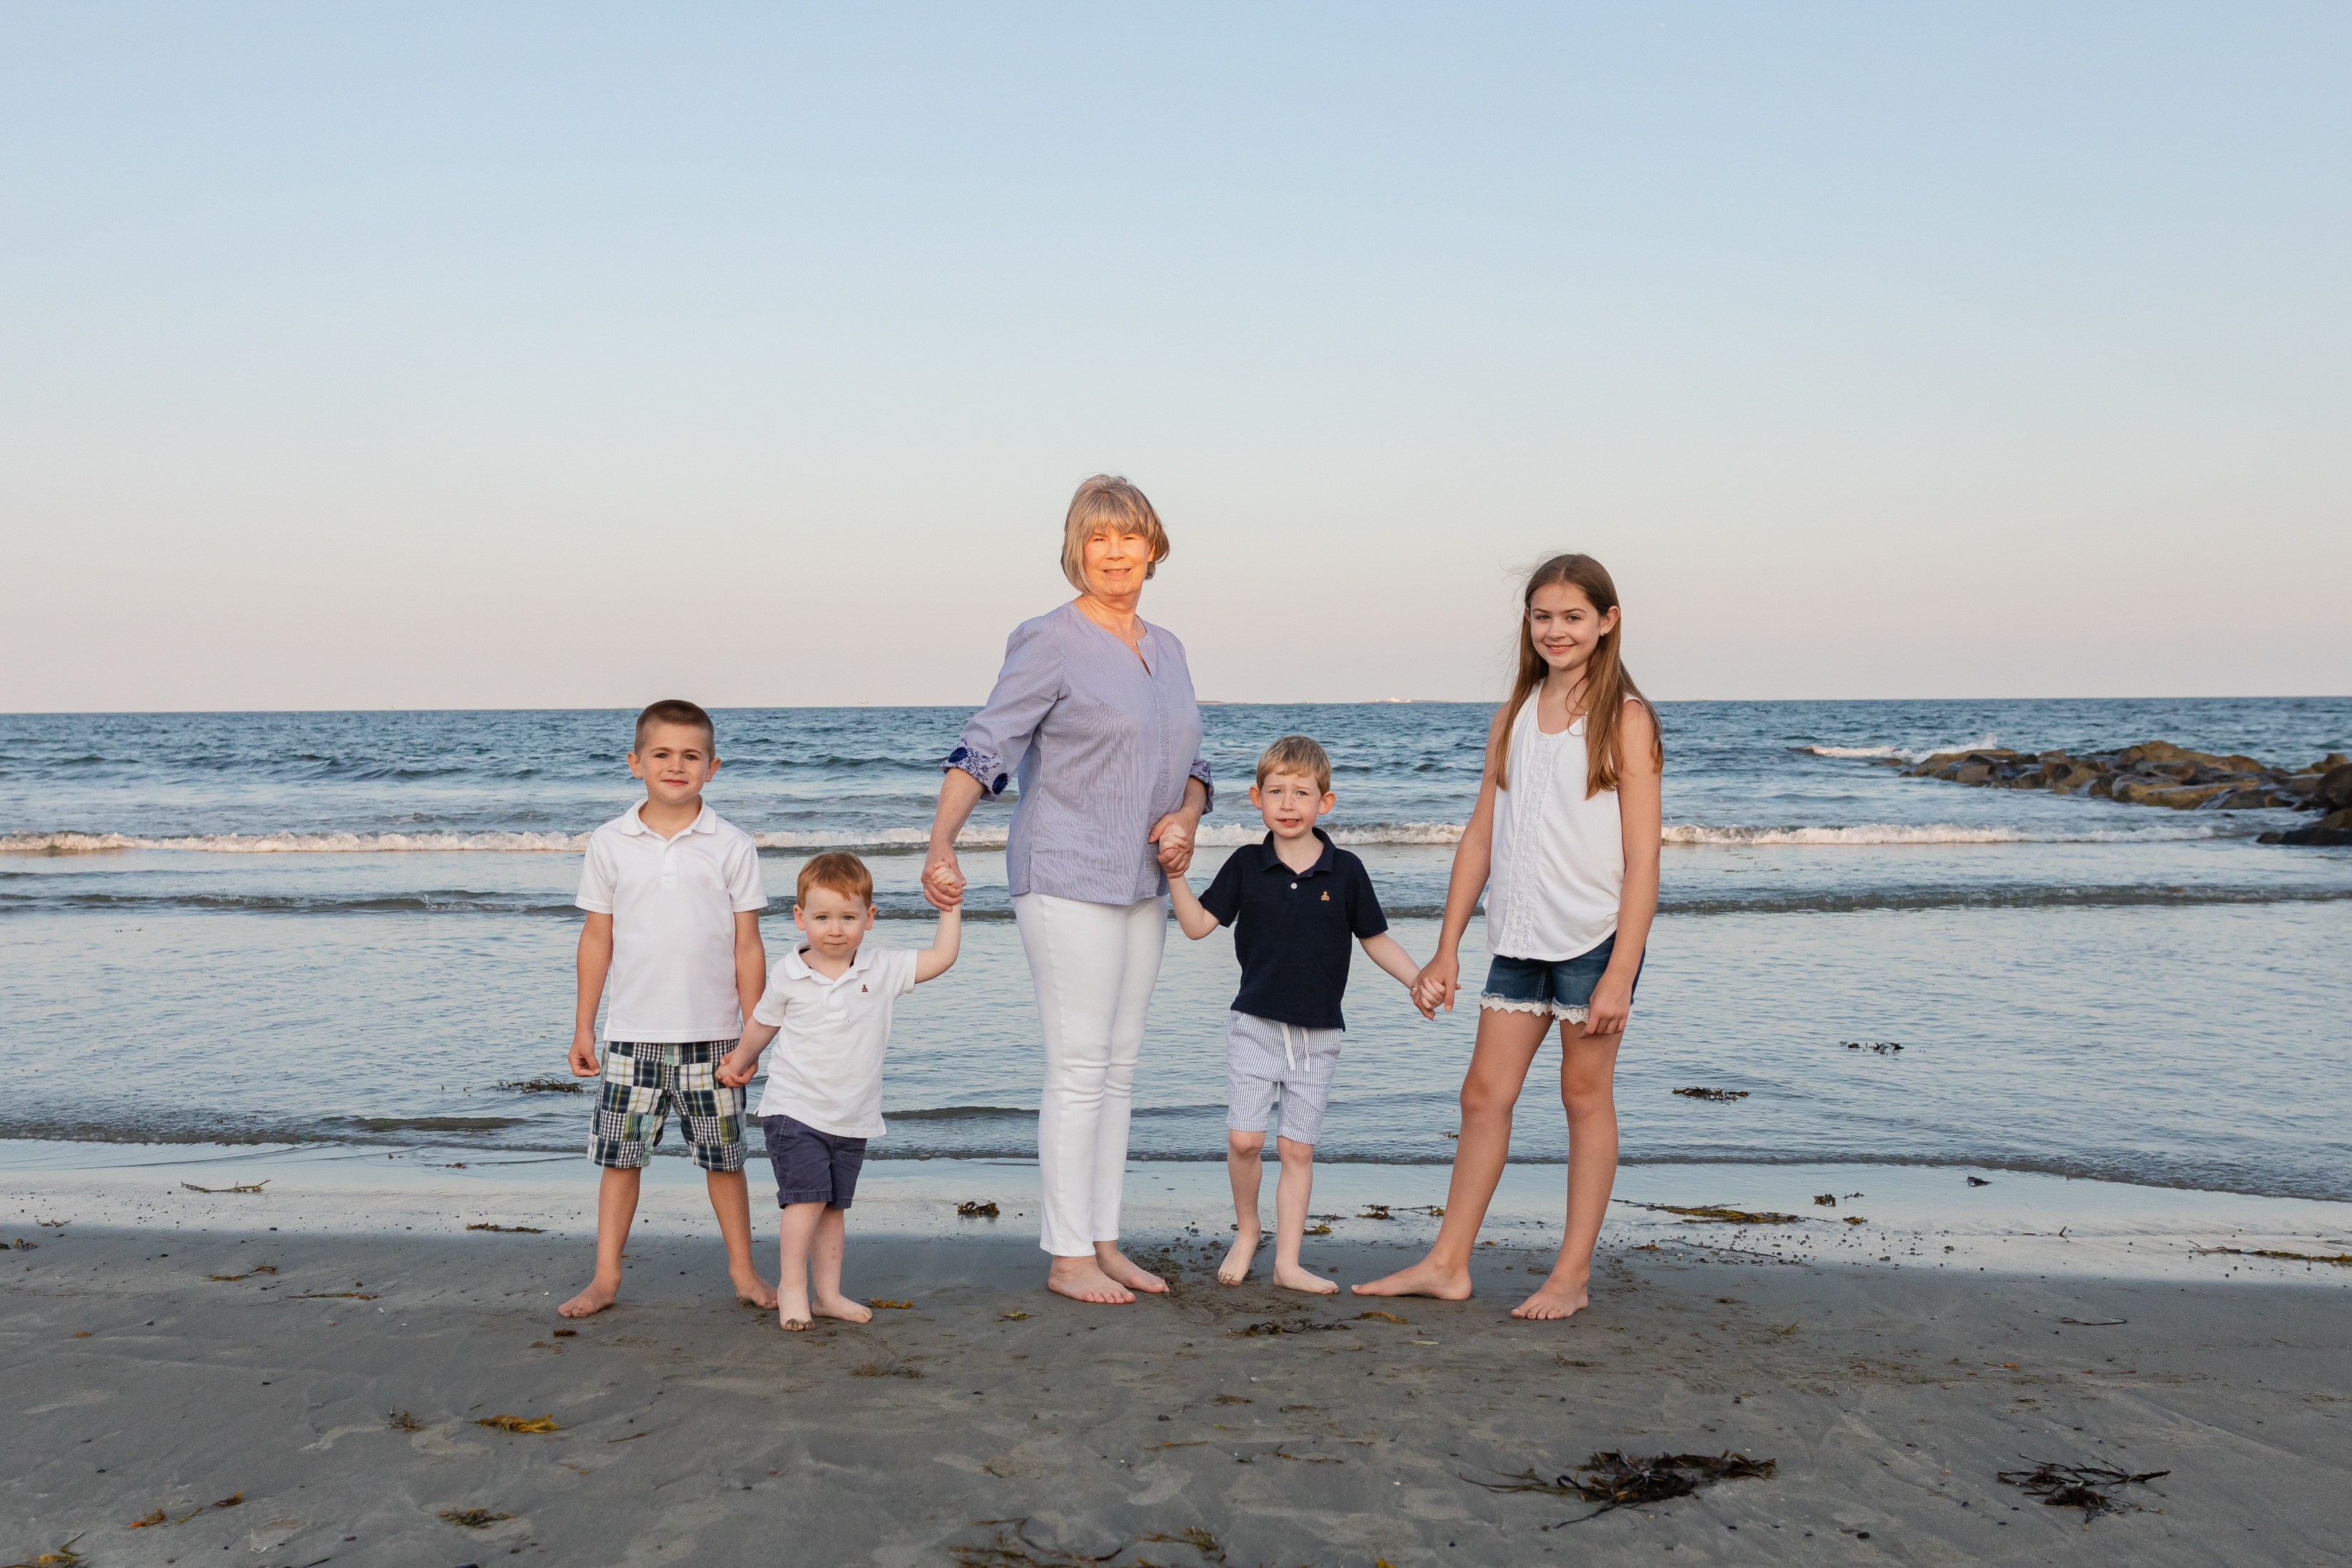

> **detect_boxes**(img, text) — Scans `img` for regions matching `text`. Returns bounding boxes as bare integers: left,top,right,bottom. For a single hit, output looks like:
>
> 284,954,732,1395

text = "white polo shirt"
576,803,767,1043
751,944,920,1140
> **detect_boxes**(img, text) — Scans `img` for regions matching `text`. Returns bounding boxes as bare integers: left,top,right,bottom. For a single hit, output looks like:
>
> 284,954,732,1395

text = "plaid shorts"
589,1040,747,1172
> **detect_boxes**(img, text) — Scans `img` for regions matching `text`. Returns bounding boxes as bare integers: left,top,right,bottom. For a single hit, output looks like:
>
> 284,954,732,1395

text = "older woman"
922,475,1212,1304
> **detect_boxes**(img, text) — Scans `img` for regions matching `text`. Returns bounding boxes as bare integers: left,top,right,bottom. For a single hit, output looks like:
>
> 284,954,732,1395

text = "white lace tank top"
1485,693,1624,961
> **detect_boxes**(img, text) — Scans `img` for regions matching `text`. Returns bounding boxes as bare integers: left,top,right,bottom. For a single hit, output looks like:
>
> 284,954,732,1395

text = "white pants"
1013,891,1167,1257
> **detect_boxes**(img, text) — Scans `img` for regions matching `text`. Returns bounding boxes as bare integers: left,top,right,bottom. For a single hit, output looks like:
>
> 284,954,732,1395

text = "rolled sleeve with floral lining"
945,602,1212,905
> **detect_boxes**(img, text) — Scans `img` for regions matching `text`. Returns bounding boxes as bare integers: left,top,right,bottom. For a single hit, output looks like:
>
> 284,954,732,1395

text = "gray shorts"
1224,1011,1343,1147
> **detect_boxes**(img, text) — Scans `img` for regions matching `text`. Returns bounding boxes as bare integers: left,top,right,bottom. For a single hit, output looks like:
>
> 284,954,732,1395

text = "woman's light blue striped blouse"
946,601,1214,906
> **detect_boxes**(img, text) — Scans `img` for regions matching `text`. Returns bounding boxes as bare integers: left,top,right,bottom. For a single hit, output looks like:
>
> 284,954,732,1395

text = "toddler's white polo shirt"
576,803,767,1042
751,944,919,1140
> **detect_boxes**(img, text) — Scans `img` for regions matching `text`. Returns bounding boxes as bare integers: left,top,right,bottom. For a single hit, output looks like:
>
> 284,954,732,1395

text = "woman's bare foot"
1510,1277,1590,1321
559,1278,620,1319
812,1291,872,1324
1093,1244,1167,1294
1350,1256,1473,1300
1047,1256,1135,1304
1217,1224,1260,1284
733,1270,778,1310
1273,1261,1339,1295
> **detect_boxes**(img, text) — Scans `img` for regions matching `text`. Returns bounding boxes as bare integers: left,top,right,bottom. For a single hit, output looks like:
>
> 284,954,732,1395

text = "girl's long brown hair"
1487,553,1661,798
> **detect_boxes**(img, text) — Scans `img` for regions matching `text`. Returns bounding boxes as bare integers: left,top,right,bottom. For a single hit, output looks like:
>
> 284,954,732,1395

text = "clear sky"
3,4,2345,711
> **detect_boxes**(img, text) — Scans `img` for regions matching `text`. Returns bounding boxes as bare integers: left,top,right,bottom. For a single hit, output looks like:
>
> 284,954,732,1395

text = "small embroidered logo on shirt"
860,984,868,993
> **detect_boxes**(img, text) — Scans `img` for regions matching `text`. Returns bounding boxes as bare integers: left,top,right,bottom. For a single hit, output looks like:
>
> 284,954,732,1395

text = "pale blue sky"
3,4,2345,709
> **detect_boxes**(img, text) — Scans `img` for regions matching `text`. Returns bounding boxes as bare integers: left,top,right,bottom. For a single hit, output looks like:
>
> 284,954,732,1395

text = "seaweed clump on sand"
1998,1460,2170,1517
1470,1450,1775,1525
1618,1201,1802,1225
956,1200,1000,1218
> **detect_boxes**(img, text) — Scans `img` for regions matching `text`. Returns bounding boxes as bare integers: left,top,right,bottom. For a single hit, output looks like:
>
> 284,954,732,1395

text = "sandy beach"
8,1217,2346,1567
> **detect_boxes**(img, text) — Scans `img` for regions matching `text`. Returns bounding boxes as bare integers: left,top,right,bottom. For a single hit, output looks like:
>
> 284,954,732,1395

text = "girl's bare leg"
1271,1136,1335,1294
706,1168,777,1308
776,1201,825,1329
1352,1008,1554,1298
1219,1130,1264,1284
1512,1021,1623,1319
560,1166,641,1318
809,1207,870,1322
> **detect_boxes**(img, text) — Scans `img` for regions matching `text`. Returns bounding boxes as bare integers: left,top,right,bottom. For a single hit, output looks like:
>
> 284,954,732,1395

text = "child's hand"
1413,951,1460,1014
1584,972,1633,1038
715,1048,757,1089
568,1030,601,1078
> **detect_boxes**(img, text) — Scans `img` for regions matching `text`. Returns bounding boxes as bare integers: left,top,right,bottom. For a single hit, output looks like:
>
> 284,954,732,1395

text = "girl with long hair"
1354,553,1661,1319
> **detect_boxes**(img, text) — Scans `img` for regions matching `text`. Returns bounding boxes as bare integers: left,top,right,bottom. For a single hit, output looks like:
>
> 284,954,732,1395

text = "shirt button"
1290,882,1298,889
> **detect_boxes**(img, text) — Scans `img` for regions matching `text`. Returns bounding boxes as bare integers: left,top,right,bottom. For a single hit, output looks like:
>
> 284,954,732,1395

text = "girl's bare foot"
733,1271,778,1310
812,1291,872,1324
1093,1245,1167,1294
1273,1261,1338,1295
1217,1224,1261,1284
1511,1277,1590,1320
559,1278,620,1319
1047,1256,1135,1304
1350,1256,1473,1300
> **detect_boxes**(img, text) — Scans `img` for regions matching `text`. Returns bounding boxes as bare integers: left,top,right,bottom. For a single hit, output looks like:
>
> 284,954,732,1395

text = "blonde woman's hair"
1061,475,1170,592
1255,735,1333,793
1487,553,1662,799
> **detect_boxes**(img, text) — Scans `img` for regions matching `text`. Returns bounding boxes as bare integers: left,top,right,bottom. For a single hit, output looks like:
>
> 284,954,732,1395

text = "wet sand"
6,1227,2346,1567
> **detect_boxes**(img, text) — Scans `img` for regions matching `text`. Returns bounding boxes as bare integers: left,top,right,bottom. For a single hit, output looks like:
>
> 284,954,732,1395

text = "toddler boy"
718,852,961,1329
563,699,773,1319
1167,734,1428,1293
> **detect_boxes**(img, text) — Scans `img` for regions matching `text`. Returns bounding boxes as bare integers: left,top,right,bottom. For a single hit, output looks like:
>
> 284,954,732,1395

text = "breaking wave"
1659,821,2233,847
1,821,1472,855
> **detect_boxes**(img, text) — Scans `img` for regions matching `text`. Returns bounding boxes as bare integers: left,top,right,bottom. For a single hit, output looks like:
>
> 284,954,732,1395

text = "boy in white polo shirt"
718,851,961,1330
560,698,773,1320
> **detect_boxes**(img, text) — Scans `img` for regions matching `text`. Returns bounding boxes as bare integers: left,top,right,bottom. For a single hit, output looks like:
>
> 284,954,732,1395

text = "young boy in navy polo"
1167,735,1428,1294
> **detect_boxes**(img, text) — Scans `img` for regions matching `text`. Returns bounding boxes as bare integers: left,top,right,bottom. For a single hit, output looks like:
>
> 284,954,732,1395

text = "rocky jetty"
1899,741,2352,846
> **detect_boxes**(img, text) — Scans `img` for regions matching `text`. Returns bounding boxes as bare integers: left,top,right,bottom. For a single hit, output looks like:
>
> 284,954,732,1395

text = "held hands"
921,845,966,911
567,1029,601,1078
1412,950,1461,1015
715,1046,760,1090
1148,810,1197,875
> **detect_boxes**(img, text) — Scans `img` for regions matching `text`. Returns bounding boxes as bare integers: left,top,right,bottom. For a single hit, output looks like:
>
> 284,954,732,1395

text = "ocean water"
3,698,2347,1200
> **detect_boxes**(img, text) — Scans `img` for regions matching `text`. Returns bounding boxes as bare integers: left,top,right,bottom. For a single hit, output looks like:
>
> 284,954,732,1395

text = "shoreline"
10,1139,2349,1288
6,1226,2346,1566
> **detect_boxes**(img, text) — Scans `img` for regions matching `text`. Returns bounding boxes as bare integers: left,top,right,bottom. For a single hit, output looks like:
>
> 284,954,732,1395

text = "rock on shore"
1898,741,2352,844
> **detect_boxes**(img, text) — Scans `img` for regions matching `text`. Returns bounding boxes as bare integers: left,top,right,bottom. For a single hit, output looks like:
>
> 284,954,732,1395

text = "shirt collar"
1254,827,1336,877
781,944,877,984
619,802,715,838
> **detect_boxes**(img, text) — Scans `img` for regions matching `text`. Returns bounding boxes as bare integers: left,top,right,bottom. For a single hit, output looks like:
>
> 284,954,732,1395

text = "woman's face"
1527,580,1619,676
1081,528,1153,602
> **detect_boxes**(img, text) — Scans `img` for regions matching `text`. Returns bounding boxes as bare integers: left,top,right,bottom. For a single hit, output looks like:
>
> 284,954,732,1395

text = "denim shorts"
1480,935,1639,1024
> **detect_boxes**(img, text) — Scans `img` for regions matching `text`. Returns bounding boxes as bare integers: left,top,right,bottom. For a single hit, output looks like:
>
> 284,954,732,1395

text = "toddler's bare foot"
1350,1256,1473,1300
1273,1260,1339,1295
1217,1224,1261,1284
778,1290,814,1331
733,1270,778,1310
1047,1257,1135,1305
1094,1245,1167,1294
812,1291,872,1324
559,1277,620,1319
1510,1277,1591,1321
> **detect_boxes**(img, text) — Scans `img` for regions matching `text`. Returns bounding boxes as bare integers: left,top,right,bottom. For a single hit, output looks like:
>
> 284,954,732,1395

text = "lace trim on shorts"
1477,994,1590,1023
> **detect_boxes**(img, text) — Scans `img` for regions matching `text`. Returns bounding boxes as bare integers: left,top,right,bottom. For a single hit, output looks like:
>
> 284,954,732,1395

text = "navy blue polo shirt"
1197,828,1388,1031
